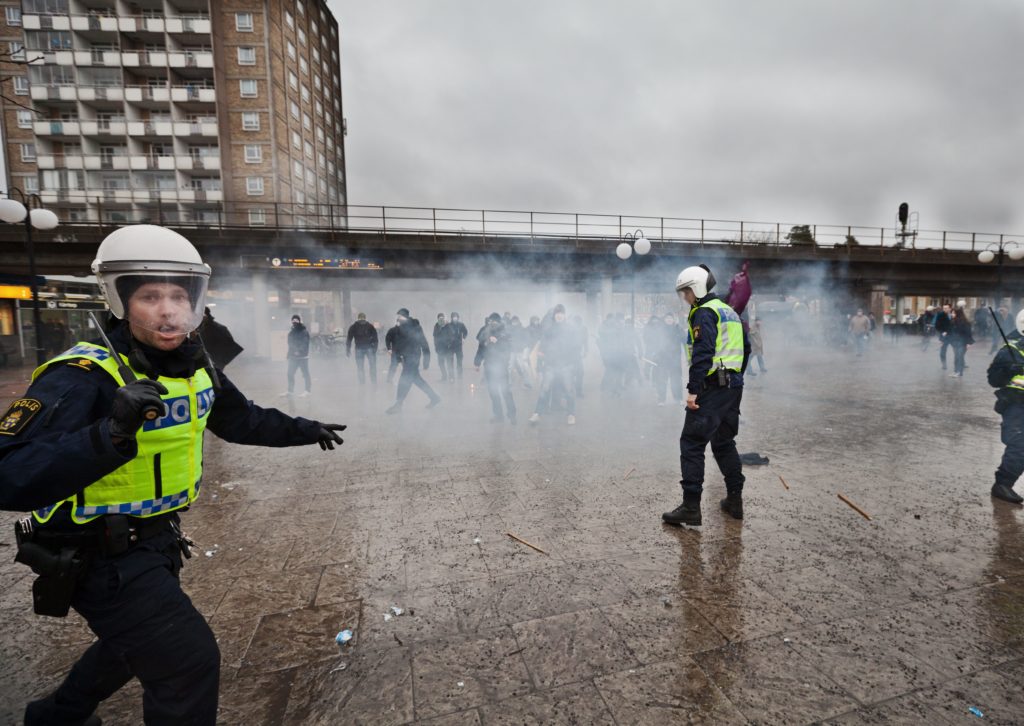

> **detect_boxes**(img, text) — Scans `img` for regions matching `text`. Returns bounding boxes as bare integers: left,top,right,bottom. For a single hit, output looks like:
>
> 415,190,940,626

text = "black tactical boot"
992,483,1024,504
720,492,744,520
662,497,702,526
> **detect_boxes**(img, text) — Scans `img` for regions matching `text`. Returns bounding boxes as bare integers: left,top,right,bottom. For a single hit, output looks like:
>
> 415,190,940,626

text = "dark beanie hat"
553,304,566,315
487,312,502,323
397,307,410,317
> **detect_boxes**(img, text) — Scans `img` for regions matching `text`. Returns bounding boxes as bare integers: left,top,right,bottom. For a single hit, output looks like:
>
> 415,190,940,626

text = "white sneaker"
299,391,311,397
567,415,576,425
528,413,540,424
280,391,293,397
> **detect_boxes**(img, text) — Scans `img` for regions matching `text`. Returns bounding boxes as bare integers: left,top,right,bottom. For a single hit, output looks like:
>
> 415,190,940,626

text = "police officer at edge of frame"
0,225,347,726
987,309,1024,505
662,264,749,527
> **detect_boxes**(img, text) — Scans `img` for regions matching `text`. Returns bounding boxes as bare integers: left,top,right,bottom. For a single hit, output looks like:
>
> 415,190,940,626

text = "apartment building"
0,0,347,228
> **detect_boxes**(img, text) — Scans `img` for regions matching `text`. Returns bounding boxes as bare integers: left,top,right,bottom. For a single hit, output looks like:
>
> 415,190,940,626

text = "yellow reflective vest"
1007,341,1024,392
687,298,745,374
31,342,213,525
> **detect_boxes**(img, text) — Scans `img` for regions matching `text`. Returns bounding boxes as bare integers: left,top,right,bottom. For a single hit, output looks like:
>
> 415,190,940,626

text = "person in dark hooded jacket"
448,312,469,381
284,314,311,396
387,308,441,413
474,312,517,423
346,313,379,385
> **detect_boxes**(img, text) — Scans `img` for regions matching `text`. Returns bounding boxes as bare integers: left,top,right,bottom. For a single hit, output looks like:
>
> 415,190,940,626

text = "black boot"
720,491,744,520
662,496,701,526
992,483,1024,504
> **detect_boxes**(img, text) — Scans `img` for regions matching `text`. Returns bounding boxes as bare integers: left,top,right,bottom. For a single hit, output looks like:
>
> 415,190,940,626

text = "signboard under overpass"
242,255,384,270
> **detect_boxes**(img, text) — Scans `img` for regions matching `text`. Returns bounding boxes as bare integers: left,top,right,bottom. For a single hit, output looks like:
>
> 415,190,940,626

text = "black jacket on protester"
0,322,323,514
474,322,512,369
346,320,378,353
448,321,469,350
988,333,1024,410
287,323,310,358
394,318,431,368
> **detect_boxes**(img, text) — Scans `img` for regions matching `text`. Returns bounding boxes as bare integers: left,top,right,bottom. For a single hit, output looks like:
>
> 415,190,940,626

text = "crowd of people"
275,303,771,425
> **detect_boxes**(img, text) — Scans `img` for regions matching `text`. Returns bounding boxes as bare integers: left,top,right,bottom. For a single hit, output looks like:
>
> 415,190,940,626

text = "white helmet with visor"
91,225,211,336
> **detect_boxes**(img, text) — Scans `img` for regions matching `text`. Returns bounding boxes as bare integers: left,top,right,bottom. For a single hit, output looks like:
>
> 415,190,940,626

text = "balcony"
188,156,220,171
80,121,128,136
78,86,124,102
33,121,81,136
173,121,218,138
121,52,141,67
168,52,214,69
144,51,167,67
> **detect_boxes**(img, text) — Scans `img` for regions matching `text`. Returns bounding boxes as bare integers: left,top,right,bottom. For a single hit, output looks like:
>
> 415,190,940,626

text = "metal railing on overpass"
45,201,1024,254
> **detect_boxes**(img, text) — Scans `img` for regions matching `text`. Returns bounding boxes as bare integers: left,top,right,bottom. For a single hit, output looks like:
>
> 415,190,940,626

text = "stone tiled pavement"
1,338,1023,724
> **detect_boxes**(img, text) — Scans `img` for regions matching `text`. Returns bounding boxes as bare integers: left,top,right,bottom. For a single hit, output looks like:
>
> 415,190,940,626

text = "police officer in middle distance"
662,264,749,526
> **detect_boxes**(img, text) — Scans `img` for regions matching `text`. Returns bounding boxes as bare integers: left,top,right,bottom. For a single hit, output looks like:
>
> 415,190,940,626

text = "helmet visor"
112,273,209,336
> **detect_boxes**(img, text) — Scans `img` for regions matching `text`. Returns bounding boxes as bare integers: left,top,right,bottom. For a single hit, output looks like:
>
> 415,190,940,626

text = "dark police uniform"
0,323,326,725
676,294,749,515
988,336,1024,503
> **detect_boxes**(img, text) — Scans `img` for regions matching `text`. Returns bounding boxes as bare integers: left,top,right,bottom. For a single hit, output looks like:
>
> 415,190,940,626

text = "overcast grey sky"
328,0,1024,234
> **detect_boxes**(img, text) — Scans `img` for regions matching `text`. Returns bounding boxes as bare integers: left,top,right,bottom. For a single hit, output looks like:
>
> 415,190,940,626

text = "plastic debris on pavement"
968,706,984,718
390,606,404,617
456,681,465,688
329,662,348,673
473,537,482,544
335,629,354,647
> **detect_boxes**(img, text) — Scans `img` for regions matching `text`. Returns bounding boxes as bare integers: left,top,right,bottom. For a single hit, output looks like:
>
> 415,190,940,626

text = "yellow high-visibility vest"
687,298,745,374
31,342,213,524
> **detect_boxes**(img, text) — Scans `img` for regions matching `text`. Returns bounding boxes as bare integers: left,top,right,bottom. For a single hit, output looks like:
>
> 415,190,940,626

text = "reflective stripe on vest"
1007,342,1024,391
687,298,745,373
30,341,213,525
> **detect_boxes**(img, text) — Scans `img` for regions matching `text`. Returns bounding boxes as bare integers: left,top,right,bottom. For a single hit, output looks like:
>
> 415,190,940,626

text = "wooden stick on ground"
778,475,790,490
505,531,549,555
623,467,636,481
837,493,872,521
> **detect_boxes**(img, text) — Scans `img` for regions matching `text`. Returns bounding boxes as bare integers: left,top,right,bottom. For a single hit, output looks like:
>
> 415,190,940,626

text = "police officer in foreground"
0,225,347,725
662,264,749,526
987,309,1024,504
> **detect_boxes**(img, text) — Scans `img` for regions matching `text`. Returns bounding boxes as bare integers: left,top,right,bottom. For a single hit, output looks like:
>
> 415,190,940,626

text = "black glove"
109,379,168,439
317,423,347,451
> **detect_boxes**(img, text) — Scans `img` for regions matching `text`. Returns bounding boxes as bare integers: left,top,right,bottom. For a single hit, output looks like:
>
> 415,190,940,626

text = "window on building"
313,74,321,91
297,28,306,46
315,126,324,143
326,136,333,151
299,57,308,75
291,130,300,149
6,7,22,26
314,100,322,117
296,1,305,15
286,41,296,60
246,176,264,195
16,110,33,128
237,47,256,65
13,76,29,95
295,189,305,204
290,101,299,120
244,144,262,163
311,21,318,36
305,168,314,185
241,112,260,130
292,159,302,178
304,140,313,158
235,12,254,31
288,70,298,90
284,11,294,29
301,84,310,103
20,144,36,162
302,113,311,131
312,46,320,64
318,178,327,194
9,42,25,61
239,79,258,97
249,208,267,226
24,176,39,193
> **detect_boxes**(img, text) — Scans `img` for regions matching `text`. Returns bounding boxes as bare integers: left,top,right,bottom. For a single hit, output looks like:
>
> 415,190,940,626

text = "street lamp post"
615,229,651,324
0,189,60,366
978,239,1024,308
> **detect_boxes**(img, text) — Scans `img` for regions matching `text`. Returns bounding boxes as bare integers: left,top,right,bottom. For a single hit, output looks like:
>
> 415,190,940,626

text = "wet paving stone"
4,343,1024,723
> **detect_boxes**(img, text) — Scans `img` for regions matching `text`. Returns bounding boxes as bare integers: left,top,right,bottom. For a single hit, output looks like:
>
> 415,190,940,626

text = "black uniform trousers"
680,385,745,498
26,530,220,726
396,361,439,404
996,402,1024,490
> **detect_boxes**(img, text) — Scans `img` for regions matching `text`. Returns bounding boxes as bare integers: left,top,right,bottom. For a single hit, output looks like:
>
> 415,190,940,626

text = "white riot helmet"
91,225,211,335
675,265,716,299
1016,309,1024,336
